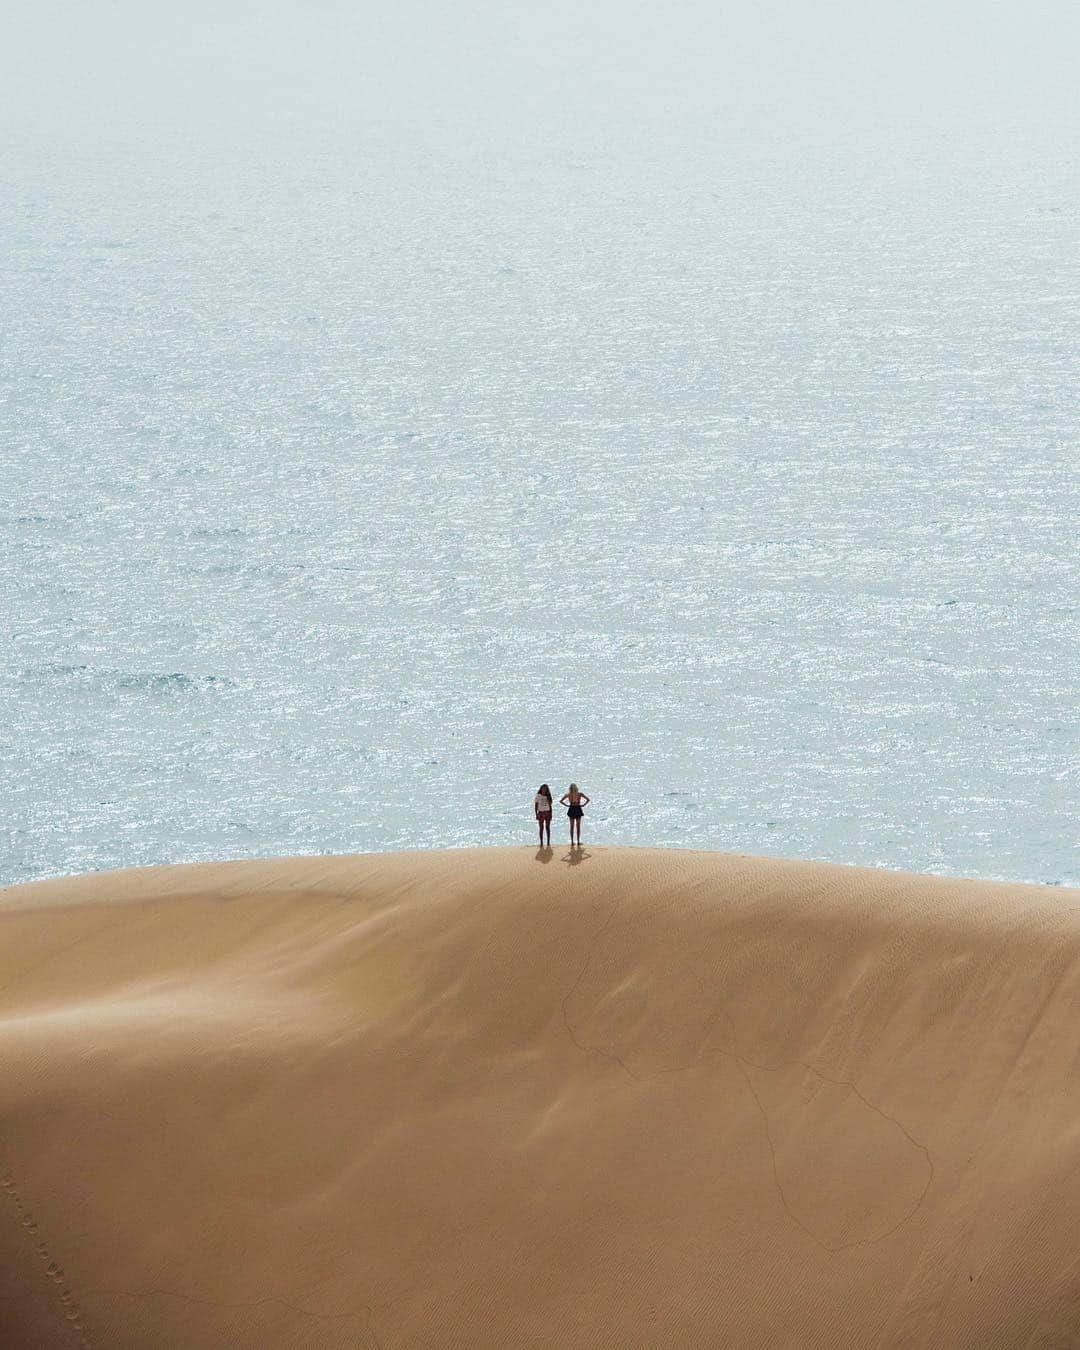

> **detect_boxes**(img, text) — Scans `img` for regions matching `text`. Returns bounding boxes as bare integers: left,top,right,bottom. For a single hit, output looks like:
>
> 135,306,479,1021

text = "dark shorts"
537,811,552,821
567,805,584,819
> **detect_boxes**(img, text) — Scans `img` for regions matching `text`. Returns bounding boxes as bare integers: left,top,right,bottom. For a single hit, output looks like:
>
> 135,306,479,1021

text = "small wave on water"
4,513,82,526
19,664,237,693
116,672,237,694
179,562,307,578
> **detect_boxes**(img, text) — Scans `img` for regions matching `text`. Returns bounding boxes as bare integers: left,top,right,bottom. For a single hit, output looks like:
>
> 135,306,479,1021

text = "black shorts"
567,805,583,819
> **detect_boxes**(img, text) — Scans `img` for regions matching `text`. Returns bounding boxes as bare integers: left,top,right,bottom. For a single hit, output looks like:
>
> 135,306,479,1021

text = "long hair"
538,783,552,802
568,783,579,802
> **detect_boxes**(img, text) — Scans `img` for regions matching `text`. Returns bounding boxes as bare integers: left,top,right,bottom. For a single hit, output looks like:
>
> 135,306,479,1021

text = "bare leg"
543,817,551,846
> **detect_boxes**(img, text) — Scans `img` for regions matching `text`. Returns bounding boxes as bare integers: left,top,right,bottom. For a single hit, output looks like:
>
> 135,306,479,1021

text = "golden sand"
2,847,1078,1347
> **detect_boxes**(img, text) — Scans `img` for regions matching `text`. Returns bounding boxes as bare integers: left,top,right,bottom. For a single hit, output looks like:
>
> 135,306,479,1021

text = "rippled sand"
3,847,1079,1347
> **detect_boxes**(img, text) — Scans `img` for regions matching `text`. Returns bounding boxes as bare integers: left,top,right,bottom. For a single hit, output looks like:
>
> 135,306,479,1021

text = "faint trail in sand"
730,1050,936,1254
560,895,642,1082
1,1163,95,1349
560,934,936,1253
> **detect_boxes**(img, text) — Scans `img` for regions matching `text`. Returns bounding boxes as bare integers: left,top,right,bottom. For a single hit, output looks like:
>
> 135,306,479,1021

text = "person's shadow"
562,848,592,866
534,847,554,864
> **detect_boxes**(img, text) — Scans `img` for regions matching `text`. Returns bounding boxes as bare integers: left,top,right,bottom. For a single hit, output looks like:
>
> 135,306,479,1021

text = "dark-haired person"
534,784,553,846
559,783,589,846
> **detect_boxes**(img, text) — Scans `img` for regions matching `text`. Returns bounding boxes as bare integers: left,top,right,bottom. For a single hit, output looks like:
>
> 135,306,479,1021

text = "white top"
534,794,553,813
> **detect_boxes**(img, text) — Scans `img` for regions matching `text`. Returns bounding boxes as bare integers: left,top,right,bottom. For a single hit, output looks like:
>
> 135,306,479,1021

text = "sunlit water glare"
2,114,1076,886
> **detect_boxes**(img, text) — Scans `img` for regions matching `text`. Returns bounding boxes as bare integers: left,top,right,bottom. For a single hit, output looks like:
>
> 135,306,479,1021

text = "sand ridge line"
0,913,134,1014
1,1163,95,1349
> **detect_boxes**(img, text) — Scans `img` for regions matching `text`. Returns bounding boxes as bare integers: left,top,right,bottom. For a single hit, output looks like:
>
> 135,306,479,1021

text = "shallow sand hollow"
2,848,1080,1349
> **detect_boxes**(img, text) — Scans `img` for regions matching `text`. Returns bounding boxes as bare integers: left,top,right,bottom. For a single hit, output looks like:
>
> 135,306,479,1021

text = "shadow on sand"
562,847,592,866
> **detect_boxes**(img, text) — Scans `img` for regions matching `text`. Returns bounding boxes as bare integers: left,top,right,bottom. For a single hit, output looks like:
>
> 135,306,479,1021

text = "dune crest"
2,847,1080,1348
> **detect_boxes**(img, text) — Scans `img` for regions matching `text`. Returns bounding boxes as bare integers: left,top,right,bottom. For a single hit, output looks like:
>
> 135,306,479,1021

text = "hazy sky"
2,0,1077,154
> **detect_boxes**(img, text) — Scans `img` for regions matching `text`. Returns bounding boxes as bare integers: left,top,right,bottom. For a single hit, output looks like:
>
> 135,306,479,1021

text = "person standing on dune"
560,783,589,846
534,784,553,847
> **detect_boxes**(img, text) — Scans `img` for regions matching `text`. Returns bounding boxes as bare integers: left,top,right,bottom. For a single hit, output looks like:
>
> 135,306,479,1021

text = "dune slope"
2,847,1080,1348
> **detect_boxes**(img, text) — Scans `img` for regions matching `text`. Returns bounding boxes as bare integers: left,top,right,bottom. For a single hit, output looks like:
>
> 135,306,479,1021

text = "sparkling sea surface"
2,111,1077,887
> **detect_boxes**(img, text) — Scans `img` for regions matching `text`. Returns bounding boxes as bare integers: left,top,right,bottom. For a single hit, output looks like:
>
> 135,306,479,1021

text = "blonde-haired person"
559,783,590,846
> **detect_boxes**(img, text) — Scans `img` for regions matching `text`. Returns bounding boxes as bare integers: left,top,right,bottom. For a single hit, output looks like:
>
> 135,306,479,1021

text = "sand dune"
2,847,1080,1348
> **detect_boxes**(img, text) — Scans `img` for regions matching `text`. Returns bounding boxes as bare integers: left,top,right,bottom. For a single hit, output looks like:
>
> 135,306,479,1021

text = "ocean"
2,6,1077,887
